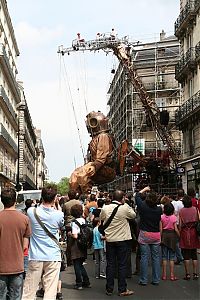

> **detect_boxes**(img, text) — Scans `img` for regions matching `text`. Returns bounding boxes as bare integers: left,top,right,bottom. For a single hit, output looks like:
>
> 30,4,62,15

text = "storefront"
187,159,200,195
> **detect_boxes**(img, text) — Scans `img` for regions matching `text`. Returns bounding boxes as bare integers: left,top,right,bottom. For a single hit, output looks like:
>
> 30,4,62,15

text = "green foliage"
57,177,69,195
44,181,58,190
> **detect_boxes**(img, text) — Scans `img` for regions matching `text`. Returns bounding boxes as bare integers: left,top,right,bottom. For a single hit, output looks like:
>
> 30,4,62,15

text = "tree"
57,177,69,195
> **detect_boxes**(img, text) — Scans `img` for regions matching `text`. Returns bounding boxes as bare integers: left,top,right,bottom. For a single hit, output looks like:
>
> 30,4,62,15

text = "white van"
16,189,42,211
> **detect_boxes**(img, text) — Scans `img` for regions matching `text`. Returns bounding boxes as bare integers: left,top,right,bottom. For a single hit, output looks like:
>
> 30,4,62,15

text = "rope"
60,54,85,160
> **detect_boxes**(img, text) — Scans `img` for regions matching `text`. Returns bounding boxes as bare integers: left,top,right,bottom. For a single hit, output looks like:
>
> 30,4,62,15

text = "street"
57,252,200,300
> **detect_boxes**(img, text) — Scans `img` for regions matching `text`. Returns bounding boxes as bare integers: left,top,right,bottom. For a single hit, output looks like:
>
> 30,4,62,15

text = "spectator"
0,187,31,300
171,189,184,265
63,189,82,266
160,203,179,281
187,187,199,208
100,190,135,296
84,193,98,219
22,186,64,300
91,198,105,225
179,195,200,280
93,217,106,279
69,204,91,290
22,198,33,279
135,186,162,286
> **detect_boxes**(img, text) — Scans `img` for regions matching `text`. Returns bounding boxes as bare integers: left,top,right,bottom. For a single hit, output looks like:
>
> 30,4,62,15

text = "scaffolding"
107,32,182,193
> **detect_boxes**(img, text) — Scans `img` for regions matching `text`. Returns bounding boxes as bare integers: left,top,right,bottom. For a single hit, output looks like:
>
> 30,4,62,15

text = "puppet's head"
86,111,109,136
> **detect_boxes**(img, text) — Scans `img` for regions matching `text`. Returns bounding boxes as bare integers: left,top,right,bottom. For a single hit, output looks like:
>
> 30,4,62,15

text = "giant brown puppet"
69,111,116,193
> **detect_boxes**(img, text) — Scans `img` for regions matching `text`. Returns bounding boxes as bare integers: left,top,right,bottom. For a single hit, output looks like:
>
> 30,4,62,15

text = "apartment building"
175,0,200,193
35,128,46,189
107,31,181,193
17,82,37,190
0,1,48,192
0,0,20,190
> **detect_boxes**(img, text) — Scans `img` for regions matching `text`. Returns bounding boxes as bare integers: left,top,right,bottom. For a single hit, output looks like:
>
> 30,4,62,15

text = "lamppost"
15,102,26,191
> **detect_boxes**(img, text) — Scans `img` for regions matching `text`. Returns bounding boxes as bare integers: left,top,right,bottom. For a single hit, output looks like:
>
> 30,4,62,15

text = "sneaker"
95,276,100,279
138,282,147,286
100,274,106,278
82,283,91,288
56,292,63,300
74,285,83,290
106,290,113,296
36,288,44,297
118,290,134,296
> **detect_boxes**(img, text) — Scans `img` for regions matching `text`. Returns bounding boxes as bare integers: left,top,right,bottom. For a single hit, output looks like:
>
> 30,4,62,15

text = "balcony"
0,85,17,126
196,41,200,62
175,47,197,82
0,123,18,155
144,80,179,92
175,90,200,128
174,0,200,38
0,44,21,102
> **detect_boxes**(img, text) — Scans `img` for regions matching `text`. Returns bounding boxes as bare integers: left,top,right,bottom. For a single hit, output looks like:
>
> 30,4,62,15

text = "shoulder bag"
33,208,66,271
98,204,121,235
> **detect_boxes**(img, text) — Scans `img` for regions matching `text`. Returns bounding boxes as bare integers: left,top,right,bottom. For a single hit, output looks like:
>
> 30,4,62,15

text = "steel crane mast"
58,33,179,166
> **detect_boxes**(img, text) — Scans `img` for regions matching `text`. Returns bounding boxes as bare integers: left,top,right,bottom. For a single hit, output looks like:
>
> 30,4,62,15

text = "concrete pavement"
59,252,200,300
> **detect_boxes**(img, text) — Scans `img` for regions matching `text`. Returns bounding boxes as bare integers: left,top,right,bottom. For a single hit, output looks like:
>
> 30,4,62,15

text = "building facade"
0,1,48,192
107,31,181,193
0,0,20,190
175,0,200,193
35,128,46,189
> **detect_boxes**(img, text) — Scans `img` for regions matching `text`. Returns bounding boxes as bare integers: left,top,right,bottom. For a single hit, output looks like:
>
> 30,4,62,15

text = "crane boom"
58,33,179,165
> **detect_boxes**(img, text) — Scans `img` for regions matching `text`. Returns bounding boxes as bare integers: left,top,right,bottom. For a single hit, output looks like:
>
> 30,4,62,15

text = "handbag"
33,208,66,271
98,204,121,235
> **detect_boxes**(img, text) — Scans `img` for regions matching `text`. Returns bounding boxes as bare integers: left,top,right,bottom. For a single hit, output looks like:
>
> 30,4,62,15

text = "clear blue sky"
8,0,180,182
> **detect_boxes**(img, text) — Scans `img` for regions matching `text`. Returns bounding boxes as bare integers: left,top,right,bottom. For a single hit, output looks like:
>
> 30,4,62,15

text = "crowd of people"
0,185,199,299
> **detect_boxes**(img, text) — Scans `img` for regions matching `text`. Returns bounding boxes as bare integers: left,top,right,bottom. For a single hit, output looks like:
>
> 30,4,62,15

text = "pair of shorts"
161,245,176,260
181,248,197,260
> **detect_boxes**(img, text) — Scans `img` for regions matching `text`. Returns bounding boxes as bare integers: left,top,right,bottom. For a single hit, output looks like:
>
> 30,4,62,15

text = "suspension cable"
60,55,85,160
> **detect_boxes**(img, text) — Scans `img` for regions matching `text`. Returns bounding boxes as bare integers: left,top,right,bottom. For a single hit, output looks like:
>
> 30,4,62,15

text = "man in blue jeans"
100,190,136,296
0,187,31,300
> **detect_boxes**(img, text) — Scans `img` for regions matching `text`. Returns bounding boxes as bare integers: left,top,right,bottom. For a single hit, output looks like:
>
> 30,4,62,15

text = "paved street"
57,252,200,300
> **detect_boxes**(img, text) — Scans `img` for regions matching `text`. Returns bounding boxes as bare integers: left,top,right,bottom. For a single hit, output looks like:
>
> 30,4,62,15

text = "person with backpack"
69,204,91,290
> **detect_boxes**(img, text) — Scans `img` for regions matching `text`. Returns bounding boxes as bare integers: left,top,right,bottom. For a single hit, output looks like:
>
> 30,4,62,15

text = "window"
188,78,194,98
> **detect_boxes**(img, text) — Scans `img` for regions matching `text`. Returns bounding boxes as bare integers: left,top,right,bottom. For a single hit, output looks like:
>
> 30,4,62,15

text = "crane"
58,32,179,167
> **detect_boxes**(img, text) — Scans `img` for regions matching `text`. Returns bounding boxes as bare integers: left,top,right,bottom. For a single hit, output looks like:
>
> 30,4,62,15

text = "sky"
8,0,180,182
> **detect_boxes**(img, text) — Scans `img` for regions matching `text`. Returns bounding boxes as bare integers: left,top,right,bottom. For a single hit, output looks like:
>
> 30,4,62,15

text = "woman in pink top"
160,203,179,281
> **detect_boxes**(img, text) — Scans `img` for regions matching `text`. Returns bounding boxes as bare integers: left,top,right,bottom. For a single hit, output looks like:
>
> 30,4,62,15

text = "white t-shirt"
71,217,85,234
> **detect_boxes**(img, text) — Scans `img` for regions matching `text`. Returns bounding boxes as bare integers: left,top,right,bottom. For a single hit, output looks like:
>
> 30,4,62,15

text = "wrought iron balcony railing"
196,41,200,62
0,123,18,153
175,47,197,82
175,90,200,125
175,0,200,38
0,44,20,100
0,85,17,121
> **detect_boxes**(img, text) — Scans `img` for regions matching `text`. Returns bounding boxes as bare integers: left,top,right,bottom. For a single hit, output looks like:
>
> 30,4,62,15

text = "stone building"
0,0,20,190
0,1,47,192
175,0,200,193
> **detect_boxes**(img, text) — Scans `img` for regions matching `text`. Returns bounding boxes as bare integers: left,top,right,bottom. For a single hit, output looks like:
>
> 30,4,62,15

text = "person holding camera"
135,186,162,286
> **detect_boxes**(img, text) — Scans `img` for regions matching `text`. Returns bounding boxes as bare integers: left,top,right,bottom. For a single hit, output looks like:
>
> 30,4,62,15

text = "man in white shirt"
171,189,184,264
